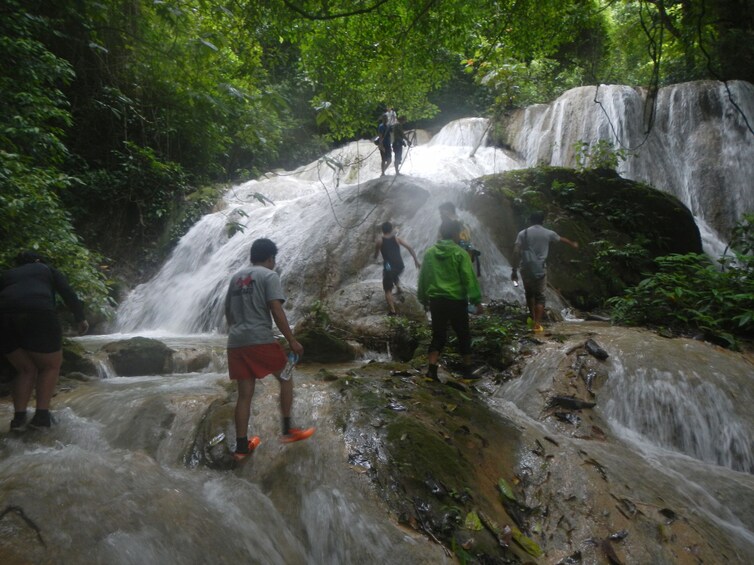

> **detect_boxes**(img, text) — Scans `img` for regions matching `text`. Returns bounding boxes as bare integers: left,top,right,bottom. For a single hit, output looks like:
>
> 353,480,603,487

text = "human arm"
397,237,421,268
511,240,521,281
374,238,382,261
559,236,579,249
269,299,304,358
51,266,87,327
224,282,234,326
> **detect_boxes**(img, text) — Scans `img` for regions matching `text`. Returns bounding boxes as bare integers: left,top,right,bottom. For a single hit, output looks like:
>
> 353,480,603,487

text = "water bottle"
281,352,299,381
384,261,391,272
467,303,477,314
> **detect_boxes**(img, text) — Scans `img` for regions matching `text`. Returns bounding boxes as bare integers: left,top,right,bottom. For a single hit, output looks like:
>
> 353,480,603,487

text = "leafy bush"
574,139,629,172
608,242,754,348
0,4,111,316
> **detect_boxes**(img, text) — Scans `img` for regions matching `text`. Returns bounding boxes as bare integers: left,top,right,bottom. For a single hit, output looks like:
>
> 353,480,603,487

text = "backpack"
520,228,546,279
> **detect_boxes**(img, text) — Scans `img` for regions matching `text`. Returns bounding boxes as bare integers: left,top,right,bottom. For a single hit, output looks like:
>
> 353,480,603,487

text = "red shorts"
228,342,287,380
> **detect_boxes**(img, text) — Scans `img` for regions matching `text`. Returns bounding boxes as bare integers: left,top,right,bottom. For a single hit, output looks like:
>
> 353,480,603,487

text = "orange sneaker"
280,427,315,444
232,436,261,461
532,324,544,333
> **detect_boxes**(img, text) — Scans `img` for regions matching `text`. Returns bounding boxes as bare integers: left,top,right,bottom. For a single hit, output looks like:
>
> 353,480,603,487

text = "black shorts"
0,310,63,355
382,267,404,291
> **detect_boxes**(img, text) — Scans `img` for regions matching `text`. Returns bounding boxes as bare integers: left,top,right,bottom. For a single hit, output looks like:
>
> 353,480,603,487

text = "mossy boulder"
61,339,98,377
293,324,357,363
468,167,702,310
331,363,530,562
102,336,175,376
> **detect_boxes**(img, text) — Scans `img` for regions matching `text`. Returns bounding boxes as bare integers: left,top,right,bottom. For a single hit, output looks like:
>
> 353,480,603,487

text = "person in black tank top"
374,222,421,315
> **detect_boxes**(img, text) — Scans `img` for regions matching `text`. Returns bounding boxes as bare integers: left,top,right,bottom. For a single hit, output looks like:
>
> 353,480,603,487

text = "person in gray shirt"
511,211,578,332
225,238,313,460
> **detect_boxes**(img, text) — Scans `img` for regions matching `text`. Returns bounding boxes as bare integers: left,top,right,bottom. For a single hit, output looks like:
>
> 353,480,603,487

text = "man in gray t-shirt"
224,238,313,461
511,211,578,332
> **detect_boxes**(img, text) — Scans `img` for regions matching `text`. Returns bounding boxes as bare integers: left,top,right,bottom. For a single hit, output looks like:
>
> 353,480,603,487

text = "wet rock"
61,339,98,377
294,325,357,363
102,336,175,376
585,338,609,360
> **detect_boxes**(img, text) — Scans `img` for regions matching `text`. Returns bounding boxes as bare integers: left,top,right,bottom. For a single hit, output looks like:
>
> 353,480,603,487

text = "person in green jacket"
417,219,483,380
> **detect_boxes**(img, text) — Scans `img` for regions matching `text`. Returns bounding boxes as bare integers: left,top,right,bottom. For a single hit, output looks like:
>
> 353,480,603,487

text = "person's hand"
78,320,89,335
289,339,304,359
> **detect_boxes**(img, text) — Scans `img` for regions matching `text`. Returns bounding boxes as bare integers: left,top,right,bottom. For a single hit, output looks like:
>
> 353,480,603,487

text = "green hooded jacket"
417,239,481,305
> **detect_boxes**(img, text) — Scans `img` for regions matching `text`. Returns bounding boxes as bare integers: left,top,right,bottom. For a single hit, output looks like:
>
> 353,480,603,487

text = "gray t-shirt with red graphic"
225,265,285,348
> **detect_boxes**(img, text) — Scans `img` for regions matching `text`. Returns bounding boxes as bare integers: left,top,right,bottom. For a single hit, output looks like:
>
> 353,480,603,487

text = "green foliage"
574,139,629,172
0,2,111,315
608,248,754,348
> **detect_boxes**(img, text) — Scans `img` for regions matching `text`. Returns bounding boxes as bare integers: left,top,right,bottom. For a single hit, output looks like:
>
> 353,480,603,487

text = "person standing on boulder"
374,221,421,316
225,238,313,461
511,210,578,333
1,251,89,431
377,114,392,176
418,219,482,380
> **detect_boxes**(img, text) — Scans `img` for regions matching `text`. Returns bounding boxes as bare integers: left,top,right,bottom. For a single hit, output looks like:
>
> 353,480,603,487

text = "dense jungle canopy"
2,0,753,314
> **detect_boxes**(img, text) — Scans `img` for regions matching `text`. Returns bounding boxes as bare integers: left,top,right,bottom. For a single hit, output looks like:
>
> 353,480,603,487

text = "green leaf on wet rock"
497,478,516,501
512,528,544,558
464,510,483,531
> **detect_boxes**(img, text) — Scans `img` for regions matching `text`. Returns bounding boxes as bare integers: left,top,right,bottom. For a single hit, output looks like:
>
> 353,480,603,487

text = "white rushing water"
116,81,752,335
506,80,754,255
115,118,526,334
496,324,754,558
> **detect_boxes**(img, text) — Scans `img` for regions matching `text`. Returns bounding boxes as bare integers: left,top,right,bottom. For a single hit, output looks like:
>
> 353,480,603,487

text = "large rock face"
468,167,702,310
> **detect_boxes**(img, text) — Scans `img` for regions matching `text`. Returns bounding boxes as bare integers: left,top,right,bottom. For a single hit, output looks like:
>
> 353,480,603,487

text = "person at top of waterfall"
377,114,392,176
418,219,482,381
1,251,89,432
392,116,409,175
385,106,398,127
511,210,578,333
374,221,421,316
224,238,314,460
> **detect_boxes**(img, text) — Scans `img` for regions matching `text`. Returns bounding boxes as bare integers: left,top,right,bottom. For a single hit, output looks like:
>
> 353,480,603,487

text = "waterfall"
115,119,526,334
116,81,752,335
506,80,754,252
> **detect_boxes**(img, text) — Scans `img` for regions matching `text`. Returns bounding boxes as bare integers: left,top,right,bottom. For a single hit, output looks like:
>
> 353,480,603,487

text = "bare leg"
6,349,37,413
533,303,545,329
234,378,255,438
27,350,62,410
275,371,293,418
385,290,397,314
428,350,440,365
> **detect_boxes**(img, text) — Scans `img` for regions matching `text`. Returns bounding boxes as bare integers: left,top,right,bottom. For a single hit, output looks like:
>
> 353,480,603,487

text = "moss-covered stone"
332,361,531,562
468,167,702,310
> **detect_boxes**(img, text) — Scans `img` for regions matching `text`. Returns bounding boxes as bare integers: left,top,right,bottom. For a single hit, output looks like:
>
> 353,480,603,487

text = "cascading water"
505,80,754,254
115,118,525,334
496,323,754,558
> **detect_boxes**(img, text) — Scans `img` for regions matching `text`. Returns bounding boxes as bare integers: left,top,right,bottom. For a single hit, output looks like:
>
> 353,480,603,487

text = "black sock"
427,364,438,379
31,409,50,425
282,417,291,435
13,411,27,422
236,436,249,453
